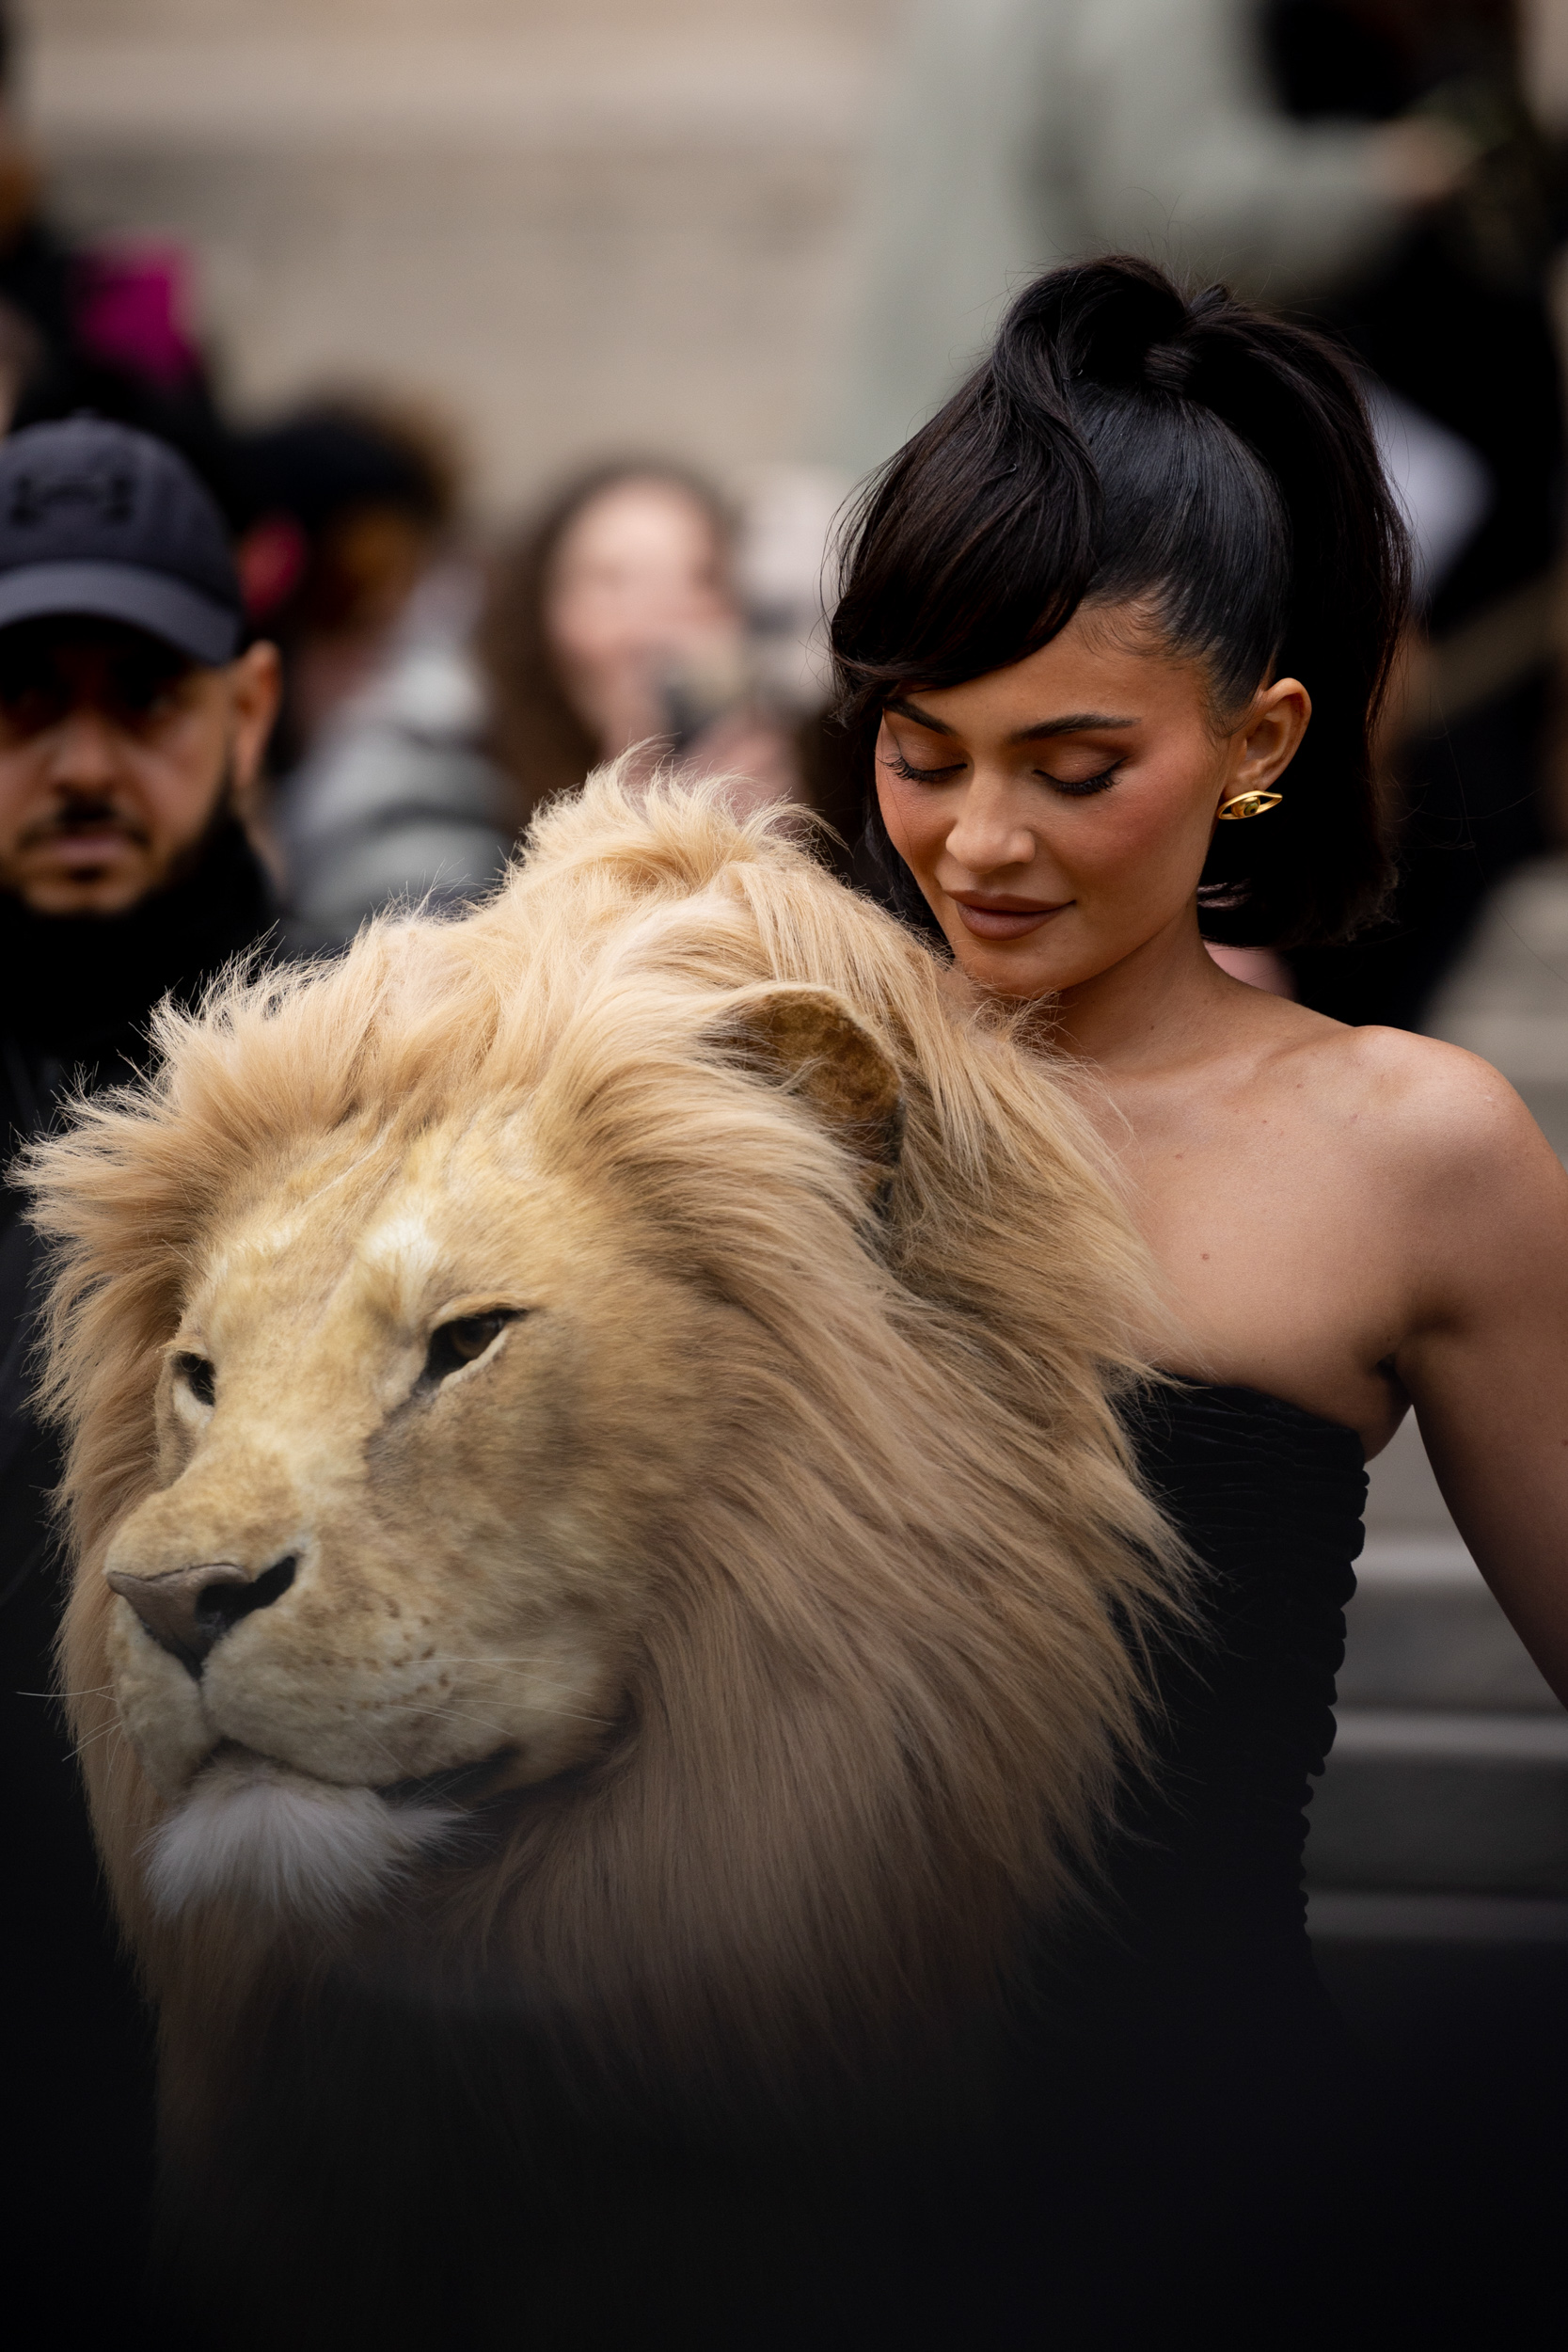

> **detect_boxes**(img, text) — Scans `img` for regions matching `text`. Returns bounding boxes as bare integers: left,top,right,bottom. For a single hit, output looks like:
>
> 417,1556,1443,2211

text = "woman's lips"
949,895,1070,942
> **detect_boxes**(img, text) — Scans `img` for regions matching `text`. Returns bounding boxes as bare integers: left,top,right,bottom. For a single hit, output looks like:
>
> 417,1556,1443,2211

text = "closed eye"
1037,761,1123,798
881,746,1122,795
420,1310,522,1387
174,1352,216,1408
880,747,966,785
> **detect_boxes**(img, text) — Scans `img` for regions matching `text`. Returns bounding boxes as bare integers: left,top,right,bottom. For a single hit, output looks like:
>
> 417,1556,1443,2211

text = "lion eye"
174,1353,216,1408
421,1311,514,1386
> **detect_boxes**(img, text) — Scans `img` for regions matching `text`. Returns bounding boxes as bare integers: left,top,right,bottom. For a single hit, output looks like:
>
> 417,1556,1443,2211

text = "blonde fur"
27,768,1184,2126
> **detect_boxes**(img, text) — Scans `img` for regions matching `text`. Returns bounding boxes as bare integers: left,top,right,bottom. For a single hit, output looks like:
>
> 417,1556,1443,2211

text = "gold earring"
1216,789,1284,821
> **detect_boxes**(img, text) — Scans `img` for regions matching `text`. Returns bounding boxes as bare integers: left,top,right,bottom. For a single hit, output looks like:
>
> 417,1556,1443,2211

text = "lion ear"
712,986,905,1190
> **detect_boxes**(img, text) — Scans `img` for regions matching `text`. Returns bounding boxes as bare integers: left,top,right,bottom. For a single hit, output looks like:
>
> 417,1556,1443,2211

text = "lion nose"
104,1555,297,1677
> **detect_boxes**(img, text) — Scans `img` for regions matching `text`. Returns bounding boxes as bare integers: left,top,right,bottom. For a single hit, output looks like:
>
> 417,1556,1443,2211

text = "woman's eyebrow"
885,696,1137,740
885,694,956,734
1009,711,1136,742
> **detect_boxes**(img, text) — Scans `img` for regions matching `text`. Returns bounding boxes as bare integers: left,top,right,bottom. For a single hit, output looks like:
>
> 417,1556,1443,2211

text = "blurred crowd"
2,1,1568,2331
0,8,1559,996
0,16,858,950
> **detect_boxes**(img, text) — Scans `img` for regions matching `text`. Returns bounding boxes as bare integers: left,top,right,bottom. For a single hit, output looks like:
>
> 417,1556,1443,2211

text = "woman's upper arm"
1393,1058,1568,1705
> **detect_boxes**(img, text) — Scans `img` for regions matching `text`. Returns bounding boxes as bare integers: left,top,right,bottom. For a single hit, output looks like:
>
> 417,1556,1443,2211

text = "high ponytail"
832,256,1411,946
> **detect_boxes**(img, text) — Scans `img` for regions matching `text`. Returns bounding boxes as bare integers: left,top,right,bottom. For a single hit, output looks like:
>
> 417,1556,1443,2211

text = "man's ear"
227,641,281,815
709,984,905,1197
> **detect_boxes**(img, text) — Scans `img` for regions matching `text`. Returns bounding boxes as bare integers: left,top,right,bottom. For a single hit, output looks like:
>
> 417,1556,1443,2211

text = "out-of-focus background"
20,0,883,507
8,0,1568,2233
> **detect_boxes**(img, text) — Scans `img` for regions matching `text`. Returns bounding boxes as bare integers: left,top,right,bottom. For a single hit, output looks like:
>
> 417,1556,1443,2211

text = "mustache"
20,796,152,850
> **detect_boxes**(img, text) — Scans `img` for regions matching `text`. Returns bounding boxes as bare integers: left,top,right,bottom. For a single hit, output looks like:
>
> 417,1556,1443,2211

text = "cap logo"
8,465,136,529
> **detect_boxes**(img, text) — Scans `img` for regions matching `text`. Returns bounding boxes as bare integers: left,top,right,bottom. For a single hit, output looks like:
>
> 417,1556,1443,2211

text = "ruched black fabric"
959,1381,1372,2348
1106,1377,1367,1983
774,1382,1377,2350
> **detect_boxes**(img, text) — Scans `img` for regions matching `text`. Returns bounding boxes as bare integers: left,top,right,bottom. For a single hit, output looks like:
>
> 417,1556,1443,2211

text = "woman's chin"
944,925,1080,1001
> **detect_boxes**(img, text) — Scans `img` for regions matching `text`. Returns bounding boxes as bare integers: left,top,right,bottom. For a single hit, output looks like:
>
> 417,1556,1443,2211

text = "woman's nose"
943,781,1037,877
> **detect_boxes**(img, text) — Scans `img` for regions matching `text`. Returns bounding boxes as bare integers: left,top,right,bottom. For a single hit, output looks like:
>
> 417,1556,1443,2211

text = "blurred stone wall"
15,0,897,514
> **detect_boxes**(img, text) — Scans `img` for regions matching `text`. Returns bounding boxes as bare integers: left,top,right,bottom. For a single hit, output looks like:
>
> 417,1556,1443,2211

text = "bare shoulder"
1272,1010,1564,1202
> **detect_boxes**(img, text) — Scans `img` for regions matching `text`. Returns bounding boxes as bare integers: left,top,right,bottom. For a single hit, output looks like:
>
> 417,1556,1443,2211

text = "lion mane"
28,773,1182,2338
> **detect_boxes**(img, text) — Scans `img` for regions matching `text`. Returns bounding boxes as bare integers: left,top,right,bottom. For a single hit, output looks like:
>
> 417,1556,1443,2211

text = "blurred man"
0,414,278,2343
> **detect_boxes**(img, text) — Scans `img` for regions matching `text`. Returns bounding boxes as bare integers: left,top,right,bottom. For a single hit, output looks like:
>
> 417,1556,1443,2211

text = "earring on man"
1215,790,1284,821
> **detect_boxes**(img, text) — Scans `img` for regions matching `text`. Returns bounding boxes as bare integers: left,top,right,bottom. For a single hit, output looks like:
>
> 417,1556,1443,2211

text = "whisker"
388,1698,528,1740
14,1684,117,1702
412,1656,572,1669
352,1720,420,1776
69,1720,127,1762
393,1695,613,1733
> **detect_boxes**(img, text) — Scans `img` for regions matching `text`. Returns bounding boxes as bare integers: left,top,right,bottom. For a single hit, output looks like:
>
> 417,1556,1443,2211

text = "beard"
10,755,239,905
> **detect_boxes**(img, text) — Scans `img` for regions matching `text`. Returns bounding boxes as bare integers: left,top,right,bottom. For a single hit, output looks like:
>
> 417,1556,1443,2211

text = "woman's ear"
1227,676,1311,803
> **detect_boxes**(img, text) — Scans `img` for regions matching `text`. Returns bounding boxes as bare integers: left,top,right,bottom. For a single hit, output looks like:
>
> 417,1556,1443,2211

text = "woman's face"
875,603,1308,1000
545,477,739,754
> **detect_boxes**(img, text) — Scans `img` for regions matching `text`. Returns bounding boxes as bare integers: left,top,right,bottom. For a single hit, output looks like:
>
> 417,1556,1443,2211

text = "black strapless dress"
952,1379,1371,2346
1101,1375,1367,1995
726,1378,1376,2350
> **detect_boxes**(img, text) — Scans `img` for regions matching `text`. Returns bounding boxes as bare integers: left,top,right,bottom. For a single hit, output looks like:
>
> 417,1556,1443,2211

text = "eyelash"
881,749,1123,798
882,750,964,785
1046,763,1123,799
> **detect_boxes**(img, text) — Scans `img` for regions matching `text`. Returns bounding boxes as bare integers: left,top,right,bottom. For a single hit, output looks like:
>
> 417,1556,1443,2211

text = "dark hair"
478,460,734,824
237,399,458,540
831,257,1410,946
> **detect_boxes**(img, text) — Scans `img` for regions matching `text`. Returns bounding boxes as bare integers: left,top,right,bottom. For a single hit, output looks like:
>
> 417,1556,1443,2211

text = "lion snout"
105,1555,298,1678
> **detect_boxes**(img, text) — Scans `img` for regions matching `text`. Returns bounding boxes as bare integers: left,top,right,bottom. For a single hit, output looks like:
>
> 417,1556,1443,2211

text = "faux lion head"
29,773,1180,2120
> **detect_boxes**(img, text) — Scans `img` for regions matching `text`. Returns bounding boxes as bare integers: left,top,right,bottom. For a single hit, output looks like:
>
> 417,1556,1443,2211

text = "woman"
278,460,814,948
480,460,801,825
830,257,1568,2340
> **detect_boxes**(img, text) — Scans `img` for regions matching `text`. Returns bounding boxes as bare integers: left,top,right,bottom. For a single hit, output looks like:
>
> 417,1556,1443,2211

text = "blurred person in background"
834,0,1475,475
1264,1,1568,1027
277,459,816,952
255,396,510,951
0,6,241,516
481,461,805,825
8,237,243,519
0,416,278,2338
235,395,463,773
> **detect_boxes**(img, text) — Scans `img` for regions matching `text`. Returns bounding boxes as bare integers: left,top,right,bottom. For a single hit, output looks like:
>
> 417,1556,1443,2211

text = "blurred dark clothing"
832,0,1413,478
0,10,236,523
277,564,515,953
233,403,459,776
1,814,275,1605
0,209,72,360
0,816,276,2345
1266,0,1565,628
2,217,247,531
1265,2,1568,1025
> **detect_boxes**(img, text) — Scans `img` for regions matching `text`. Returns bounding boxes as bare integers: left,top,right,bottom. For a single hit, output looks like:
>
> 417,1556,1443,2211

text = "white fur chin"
144,1751,457,1929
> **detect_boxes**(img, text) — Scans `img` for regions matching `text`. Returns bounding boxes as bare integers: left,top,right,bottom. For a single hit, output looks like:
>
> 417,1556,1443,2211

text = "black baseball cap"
0,416,245,665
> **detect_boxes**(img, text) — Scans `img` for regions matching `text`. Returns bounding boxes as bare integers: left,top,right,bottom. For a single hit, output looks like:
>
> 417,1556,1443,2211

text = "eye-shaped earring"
1216,789,1285,821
